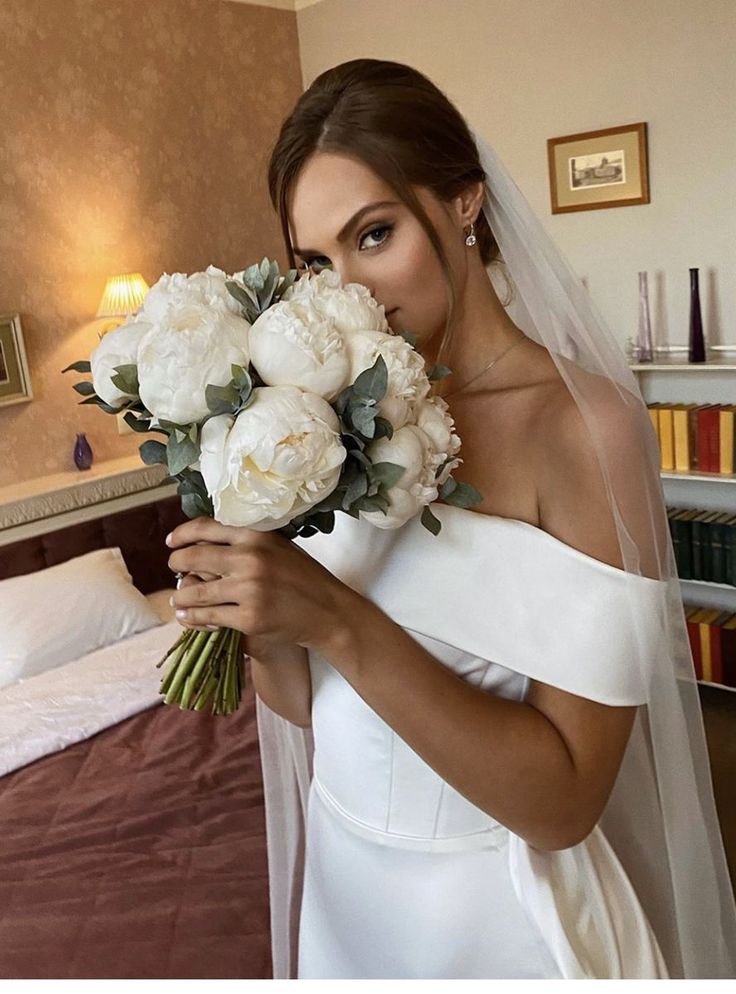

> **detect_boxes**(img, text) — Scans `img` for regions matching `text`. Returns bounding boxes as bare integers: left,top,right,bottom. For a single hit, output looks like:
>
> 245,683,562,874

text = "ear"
452,179,486,229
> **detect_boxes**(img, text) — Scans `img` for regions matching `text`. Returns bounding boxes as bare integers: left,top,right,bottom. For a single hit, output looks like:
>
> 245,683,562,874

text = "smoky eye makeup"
298,222,394,271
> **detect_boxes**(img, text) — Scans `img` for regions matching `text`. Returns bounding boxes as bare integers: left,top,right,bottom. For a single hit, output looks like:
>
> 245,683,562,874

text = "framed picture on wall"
0,313,33,407
547,122,650,214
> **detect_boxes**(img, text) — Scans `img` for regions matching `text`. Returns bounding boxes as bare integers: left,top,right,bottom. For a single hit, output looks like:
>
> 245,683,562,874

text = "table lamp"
96,272,150,336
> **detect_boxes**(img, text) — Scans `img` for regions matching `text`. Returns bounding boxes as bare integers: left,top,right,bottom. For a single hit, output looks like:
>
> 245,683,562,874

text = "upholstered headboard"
0,495,187,594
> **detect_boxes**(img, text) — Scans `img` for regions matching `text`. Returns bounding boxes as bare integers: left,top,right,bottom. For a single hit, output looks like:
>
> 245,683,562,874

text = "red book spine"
707,405,721,472
709,611,732,686
686,614,703,679
722,626,736,689
696,407,714,472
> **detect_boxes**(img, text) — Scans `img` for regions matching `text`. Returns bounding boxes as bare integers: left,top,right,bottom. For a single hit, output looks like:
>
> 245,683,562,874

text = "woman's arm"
247,635,312,728
322,598,610,852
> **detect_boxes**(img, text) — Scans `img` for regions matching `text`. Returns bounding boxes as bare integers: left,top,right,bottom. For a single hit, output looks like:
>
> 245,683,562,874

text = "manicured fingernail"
205,624,219,631
169,596,175,607
165,532,173,546
176,609,188,619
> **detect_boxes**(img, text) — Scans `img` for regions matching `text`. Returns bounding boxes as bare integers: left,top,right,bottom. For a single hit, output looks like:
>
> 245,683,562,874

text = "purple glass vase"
73,432,94,470
688,267,706,363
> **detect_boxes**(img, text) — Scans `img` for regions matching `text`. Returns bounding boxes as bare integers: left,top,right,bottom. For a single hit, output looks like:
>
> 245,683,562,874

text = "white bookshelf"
630,359,735,690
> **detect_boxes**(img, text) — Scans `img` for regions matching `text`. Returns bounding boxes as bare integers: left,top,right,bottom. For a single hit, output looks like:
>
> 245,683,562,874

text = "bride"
166,59,736,978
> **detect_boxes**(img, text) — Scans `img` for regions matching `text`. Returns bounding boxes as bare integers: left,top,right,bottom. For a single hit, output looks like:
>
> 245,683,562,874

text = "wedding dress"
286,502,669,979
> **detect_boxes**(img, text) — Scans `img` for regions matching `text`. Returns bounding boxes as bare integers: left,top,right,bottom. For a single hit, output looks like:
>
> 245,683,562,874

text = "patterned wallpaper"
0,0,302,487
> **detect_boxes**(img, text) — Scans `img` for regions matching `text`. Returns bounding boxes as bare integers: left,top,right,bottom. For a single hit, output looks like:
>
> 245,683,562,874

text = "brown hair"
267,58,501,371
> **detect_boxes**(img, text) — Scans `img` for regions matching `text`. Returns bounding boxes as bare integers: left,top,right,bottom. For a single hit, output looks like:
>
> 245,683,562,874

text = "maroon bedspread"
0,676,272,979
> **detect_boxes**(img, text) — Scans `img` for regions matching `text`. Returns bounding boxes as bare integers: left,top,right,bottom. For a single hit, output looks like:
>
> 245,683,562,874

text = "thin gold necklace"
442,332,526,399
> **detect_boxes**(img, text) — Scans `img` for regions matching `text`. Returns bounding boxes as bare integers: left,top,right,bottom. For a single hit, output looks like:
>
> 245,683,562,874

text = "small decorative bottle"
73,432,94,470
636,271,653,362
688,267,706,363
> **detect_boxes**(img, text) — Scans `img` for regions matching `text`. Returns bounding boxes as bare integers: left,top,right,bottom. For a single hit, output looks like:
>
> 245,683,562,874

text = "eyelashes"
300,224,393,271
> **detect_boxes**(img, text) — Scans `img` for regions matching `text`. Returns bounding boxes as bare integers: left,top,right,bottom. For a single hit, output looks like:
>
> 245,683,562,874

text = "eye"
300,224,393,273
360,224,393,252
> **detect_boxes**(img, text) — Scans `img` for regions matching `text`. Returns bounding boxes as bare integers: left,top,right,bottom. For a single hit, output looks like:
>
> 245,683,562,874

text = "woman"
166,59,736,978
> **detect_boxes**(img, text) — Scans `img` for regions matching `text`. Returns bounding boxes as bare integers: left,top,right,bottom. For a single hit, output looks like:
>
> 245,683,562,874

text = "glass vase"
636,271,653,362
688,267,706,363
74,432,94,470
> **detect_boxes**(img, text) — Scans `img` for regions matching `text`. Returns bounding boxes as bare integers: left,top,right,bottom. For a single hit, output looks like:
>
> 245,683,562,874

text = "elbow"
527,805,600,853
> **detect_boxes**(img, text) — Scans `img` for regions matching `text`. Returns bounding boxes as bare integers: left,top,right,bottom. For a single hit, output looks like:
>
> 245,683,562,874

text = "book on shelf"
720,404,736,475
667,506,736,585
648,402,736,474
684,604,736,687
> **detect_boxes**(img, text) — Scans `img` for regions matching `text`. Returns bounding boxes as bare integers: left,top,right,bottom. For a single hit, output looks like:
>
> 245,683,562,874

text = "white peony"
283,268,390,334
199,385,347,530
345,328,431,430
139,266,242,325
90,319,152,408
137,301,250,425
248,297,351,401
413,395,463,486
359,424,446,529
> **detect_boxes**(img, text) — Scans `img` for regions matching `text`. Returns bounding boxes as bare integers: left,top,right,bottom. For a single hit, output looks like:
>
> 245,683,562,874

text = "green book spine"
701,511,724,582
722,515,736,586
710,513,732,584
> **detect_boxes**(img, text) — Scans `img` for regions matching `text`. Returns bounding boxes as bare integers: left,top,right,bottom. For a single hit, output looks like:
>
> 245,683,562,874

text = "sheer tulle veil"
254,127,736,979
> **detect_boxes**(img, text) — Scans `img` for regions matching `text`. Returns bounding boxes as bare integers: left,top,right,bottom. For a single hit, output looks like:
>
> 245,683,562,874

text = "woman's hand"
166,517,359,653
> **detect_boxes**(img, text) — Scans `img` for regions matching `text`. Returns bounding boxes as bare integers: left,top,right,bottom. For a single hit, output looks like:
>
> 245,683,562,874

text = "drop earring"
465,220,477,247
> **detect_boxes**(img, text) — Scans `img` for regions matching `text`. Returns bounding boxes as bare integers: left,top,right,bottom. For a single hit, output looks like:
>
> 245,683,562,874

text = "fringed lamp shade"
95,273,150,318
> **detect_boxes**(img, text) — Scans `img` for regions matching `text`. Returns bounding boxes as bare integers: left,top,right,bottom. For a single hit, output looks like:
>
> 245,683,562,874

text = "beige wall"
296,0,736,357
0,0,301,487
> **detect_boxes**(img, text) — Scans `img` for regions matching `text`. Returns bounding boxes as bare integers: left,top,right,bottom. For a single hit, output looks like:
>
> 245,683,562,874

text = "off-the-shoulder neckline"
432,502,664,584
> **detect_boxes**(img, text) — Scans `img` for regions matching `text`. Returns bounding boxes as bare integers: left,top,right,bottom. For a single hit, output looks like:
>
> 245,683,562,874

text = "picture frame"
547,122,650,214
0,313,33,407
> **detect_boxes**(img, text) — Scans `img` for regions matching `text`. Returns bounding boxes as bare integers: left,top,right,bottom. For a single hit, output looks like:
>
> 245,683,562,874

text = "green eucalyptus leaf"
441,480,483,509
167,432,200,476
62,360,92,374
350,406,376,439
123,412,152,433
308,510,336,534
181,492,213,520
427,364,452,381
439,476,457,499
343,472,368,510
399,331,418,349
373,416,394,441
349,447,371,467
110,363,139,396
225,280,255,309
368,461,405,490
205,382,239,416
242,261,266,291
139,439,168,466
352,354,388,403
311,487,347,514
73,381,96,396
356,493,389,514
421,504,442,536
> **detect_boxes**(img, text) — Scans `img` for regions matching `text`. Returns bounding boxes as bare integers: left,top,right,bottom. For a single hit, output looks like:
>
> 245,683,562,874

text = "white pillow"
0,547,162,689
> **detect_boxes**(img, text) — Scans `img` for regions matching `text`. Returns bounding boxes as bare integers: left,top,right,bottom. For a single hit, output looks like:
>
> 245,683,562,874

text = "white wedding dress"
288,502,671,979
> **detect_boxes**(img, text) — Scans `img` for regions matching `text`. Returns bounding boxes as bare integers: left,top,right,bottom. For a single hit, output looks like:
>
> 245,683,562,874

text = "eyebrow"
292,200,399,257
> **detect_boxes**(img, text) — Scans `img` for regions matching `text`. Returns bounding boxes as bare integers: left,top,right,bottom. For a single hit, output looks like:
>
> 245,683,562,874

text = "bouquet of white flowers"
63,258,481,715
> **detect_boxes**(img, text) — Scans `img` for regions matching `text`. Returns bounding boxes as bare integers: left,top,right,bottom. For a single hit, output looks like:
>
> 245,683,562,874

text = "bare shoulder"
530,360,646,572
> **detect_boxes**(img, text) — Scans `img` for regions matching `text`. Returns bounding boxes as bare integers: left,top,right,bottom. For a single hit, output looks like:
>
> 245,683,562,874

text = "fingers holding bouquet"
167,517,350,650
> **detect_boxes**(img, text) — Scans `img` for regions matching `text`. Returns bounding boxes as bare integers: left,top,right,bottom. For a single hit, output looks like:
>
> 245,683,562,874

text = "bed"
0,494,272,979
